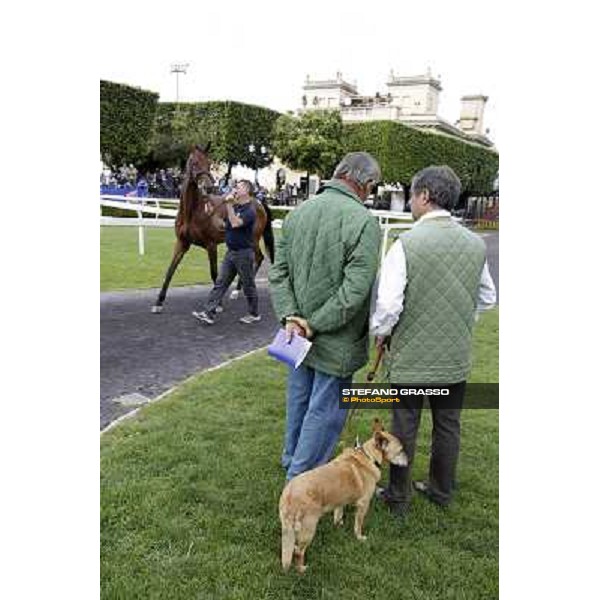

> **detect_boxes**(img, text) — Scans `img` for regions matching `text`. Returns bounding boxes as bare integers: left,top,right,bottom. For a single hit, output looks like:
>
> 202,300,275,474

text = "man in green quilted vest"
371,165,496,513
269,152,382,480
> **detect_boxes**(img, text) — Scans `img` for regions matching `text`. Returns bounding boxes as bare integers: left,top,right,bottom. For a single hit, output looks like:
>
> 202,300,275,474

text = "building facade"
301,70,494,149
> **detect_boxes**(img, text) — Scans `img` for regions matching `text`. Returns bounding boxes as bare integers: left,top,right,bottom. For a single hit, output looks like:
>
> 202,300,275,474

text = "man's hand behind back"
285,316,314,342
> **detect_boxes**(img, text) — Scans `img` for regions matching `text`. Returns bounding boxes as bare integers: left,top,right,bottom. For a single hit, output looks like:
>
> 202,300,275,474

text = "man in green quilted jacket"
269,152,382,480
371,165,497,514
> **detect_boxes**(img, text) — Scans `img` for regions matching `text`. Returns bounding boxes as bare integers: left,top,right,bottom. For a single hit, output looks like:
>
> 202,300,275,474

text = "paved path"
100,232,498,430
100,283,279,429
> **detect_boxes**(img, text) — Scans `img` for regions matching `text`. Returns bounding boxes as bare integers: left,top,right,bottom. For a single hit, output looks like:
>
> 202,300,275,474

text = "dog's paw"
296,564,308,574
356,534,368,542
334,518,344,527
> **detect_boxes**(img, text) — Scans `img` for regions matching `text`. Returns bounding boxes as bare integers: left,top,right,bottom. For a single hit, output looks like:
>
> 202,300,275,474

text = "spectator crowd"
101,164,300,205
100,164,185,198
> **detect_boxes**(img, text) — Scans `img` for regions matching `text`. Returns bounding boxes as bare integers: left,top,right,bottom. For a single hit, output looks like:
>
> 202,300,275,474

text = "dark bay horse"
151,144,275,313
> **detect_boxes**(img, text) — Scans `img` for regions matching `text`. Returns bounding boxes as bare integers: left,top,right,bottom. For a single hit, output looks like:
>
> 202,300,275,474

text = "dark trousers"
204,248,258,316
388,381,466,507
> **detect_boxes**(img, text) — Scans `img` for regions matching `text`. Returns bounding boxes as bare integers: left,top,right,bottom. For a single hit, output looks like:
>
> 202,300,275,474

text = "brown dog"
279,419,407,573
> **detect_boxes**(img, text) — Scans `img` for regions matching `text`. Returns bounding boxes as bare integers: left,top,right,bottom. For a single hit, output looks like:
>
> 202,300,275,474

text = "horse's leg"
207,243,219,284
152,238,190,313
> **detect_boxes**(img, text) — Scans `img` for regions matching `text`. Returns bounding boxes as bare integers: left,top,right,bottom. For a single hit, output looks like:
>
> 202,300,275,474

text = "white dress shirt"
370,210,497,337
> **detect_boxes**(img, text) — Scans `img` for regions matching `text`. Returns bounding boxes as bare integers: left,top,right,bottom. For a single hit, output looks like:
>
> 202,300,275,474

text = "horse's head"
185,142,214,194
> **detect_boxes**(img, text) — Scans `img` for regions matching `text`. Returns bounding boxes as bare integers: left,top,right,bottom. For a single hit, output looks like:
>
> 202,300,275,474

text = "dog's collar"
356,443,382,469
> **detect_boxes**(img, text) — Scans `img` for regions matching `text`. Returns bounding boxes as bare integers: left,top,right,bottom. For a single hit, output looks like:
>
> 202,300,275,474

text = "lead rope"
342,342,387,451
339,405,360,451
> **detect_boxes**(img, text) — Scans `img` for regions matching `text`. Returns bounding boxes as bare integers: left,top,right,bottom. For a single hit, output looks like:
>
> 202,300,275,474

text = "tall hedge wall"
151,101,281,169
100,80,159,167
343,121,499,194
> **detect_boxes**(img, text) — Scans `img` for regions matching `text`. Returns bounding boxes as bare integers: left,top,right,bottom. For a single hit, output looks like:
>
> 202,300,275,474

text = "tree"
145,105,204,169
148,101,280,173
100,80,159,168
273,110,344,179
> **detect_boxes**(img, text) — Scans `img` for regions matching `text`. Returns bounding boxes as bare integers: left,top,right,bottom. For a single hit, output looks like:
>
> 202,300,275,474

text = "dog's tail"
281,518,296,571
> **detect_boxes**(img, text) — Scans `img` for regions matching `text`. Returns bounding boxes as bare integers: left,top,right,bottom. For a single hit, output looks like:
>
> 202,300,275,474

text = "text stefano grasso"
341,388,450,396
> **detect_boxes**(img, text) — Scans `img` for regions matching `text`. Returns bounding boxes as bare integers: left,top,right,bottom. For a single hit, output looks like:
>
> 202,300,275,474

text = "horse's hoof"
215,305,224,314
230,290,240,300
151,305,163,314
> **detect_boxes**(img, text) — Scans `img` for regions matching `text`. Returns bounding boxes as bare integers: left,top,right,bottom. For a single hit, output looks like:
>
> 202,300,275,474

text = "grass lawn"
101,309,498,599
100,225,486,291
101,226,227,292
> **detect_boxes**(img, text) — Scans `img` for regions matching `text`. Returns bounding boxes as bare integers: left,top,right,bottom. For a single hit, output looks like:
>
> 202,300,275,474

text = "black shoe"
375,487,409,518
412,480,449,508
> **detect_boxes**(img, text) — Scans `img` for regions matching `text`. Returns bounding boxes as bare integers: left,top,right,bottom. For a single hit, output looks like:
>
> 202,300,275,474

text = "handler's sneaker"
192,310,215,325
239,314,261,324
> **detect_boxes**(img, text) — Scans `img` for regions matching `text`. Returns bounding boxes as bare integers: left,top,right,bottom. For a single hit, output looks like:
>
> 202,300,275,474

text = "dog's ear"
372,418,384,433
374,431,389,451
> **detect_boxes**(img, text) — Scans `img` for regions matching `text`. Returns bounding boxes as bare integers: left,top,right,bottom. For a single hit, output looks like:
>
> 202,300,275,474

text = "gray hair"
332,152,381,187
410,166,461,210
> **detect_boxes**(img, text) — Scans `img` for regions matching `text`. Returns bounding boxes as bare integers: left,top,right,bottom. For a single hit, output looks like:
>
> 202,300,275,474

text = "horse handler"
193,180,261,325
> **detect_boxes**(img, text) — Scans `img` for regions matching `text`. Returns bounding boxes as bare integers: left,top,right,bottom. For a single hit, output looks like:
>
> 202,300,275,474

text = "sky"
99,0,499,147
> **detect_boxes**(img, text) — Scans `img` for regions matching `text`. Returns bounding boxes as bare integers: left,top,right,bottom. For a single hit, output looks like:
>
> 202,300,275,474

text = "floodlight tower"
170,63,190,102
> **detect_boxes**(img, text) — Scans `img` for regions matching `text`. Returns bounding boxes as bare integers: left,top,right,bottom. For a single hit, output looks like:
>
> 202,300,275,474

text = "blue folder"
267,328,313,369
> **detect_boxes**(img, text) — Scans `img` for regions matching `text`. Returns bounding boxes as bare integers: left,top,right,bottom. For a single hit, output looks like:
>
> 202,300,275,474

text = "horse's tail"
262,202,275,263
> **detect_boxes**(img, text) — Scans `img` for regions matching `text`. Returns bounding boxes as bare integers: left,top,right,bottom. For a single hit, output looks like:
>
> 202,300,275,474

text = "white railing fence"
100,195,417,263
101,195,178,255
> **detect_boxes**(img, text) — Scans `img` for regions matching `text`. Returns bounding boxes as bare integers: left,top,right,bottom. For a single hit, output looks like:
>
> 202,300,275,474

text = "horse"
151,143,275,313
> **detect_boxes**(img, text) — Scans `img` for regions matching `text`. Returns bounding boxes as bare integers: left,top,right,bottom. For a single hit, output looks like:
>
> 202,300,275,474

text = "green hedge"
267,208,292,221
343,121,499,194
100,81,159,167
150,101,281,169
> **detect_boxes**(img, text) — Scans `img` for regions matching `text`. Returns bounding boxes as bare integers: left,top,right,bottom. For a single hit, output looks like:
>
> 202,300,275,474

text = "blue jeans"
281,364,352,480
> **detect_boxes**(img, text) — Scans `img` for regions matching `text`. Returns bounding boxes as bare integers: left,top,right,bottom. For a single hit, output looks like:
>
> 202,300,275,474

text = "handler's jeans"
387,381,466,507
204,248,258,316
282,364,351,480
